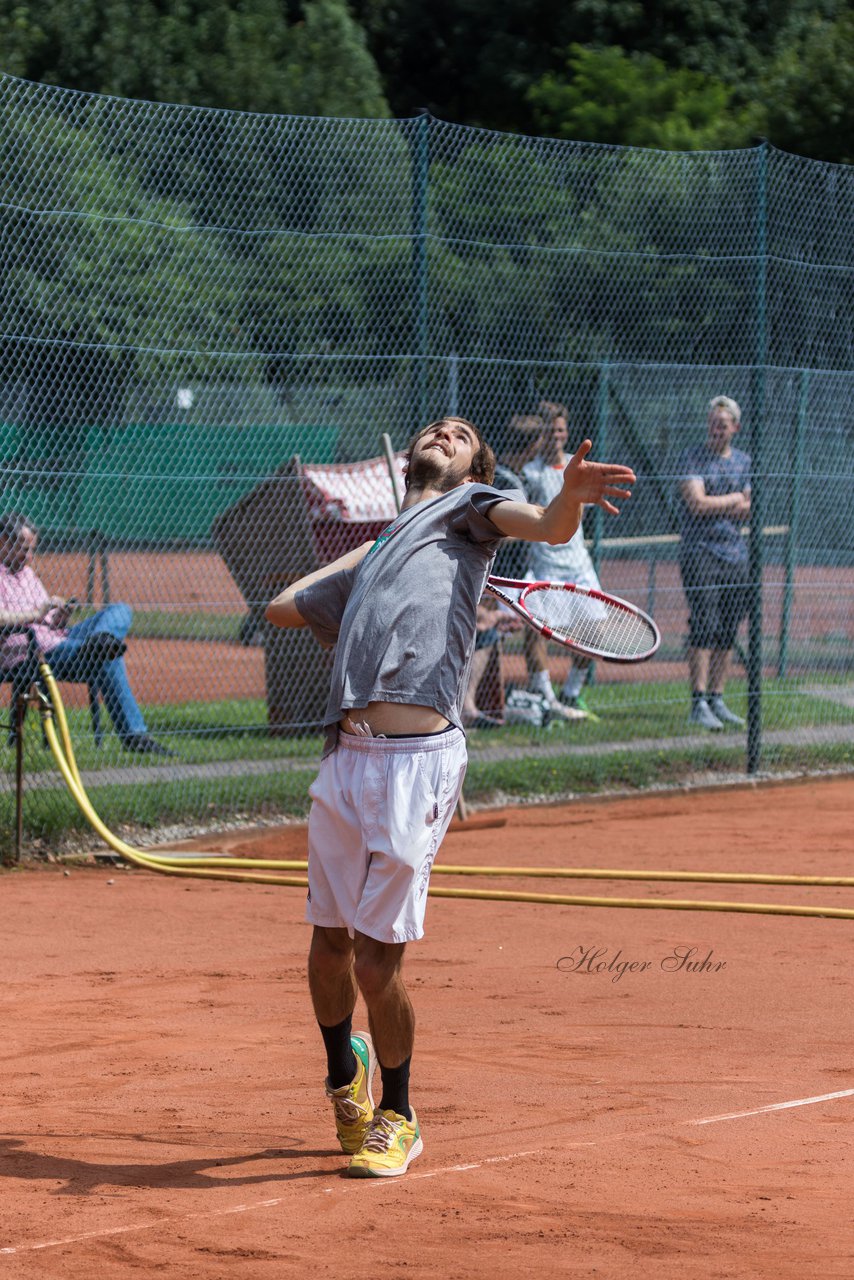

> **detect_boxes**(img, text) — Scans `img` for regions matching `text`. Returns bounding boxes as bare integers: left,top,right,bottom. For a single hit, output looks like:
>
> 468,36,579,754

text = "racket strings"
527,587,655,659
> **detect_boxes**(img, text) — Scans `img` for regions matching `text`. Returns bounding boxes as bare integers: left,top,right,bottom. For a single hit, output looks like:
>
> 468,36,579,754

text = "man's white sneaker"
530,682,587,722
549,700,588,722
689,697,724,731
708,695,745,727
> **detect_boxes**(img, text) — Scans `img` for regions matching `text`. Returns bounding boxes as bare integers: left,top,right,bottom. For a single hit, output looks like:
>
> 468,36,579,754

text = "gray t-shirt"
296,483,520,754
678,443,751,565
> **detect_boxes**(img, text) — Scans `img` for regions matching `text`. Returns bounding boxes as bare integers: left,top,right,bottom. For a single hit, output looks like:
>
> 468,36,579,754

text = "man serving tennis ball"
266,417,634,1177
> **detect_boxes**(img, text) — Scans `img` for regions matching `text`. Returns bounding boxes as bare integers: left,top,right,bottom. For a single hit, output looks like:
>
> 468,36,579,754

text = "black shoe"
120,733,176,757
76,633,127,669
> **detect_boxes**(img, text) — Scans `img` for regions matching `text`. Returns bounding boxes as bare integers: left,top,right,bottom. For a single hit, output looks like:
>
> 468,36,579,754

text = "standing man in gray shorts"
678,396,752,730
266,416,635,1177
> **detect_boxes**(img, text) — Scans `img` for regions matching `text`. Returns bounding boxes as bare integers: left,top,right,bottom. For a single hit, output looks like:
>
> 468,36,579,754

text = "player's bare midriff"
339,701,450,736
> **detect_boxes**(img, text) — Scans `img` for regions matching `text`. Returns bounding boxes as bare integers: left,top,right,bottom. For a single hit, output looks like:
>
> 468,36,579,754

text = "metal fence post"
448,351,459,416
86,529,97,606
647,546,658,620
778,369,809,678
13,693,25,864
591,362,608,579
411,110,430,429
747,141,769,775
100,535,110,605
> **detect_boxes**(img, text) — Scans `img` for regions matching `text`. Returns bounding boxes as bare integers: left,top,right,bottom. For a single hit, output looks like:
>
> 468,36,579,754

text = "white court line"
2,1087,852,1257
402,1149,540,1182
0,1199,284,1256
690,1087,854,1126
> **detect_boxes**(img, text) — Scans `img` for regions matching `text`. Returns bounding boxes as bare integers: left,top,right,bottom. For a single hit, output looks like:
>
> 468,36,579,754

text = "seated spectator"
0,512,173,755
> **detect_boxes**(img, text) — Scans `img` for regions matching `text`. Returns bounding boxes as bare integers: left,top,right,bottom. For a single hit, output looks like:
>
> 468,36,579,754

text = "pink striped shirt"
0,564,67,670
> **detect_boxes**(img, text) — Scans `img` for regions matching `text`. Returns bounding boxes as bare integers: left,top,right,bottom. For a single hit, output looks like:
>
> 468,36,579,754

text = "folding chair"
3,629,103,748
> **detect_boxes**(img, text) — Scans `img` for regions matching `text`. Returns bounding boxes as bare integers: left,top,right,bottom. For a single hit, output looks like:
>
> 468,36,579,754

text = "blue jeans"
45,604,147,740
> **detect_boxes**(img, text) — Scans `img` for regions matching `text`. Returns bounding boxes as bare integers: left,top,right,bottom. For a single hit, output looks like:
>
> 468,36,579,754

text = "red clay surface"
2,776,853,1278
35,549,264,708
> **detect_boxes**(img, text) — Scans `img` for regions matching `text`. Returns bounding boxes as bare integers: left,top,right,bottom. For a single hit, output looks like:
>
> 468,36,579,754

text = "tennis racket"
484,576,660,662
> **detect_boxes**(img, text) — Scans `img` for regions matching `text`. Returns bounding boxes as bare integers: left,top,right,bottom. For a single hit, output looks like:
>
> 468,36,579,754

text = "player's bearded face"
408,449,465,491
409,427,477,492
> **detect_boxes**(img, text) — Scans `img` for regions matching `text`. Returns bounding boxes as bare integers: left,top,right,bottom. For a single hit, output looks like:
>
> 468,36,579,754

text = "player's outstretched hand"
564,439,635,515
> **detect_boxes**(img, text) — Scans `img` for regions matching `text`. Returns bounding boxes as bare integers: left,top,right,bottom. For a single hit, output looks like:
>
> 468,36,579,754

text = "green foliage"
351,0,850,143
427,134,758,373
757,13,854,163
2,0,854,162
563,0,772,77
281,0,390,118
528,44,752,150
237,119,413,362
0,92,247,437
0,0,390,117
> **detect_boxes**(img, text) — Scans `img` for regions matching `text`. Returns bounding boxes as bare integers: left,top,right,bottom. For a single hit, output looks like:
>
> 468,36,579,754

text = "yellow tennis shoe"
347,1108,423,1178
325,1032,377,1154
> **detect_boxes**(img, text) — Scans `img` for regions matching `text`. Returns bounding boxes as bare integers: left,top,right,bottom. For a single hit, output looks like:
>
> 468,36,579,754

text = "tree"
758,12,854,163
350,0,826,131
0,90,247,438
280,0,389,118
0,0,389,117
527,44,752,149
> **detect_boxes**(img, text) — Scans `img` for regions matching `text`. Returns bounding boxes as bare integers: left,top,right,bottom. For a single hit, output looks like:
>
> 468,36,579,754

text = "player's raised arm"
265,540,375,629
487,440,635,545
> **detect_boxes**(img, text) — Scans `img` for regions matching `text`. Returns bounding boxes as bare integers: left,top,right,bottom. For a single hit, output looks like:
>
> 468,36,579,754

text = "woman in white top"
522,403,601,718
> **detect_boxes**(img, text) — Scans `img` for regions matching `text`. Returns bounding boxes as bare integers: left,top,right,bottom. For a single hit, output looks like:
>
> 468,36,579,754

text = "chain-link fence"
1,72,852,851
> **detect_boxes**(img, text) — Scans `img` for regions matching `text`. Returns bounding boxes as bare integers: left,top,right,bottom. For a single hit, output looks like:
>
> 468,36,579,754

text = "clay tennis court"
2,775,852,1277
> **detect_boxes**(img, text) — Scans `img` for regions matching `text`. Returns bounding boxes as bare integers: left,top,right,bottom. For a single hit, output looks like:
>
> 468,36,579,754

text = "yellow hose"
36,662,854,919
426,885,854,920
41,712,306,885
123,853,854,890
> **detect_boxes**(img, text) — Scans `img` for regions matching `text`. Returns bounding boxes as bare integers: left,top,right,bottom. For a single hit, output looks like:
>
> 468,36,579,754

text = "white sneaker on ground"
689,697,724,731
559,691,600,722
549,700,588,722
708,695,745,727
528,681,587,722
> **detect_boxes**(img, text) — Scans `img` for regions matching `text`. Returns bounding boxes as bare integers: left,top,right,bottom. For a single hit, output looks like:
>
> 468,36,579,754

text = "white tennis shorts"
306,727,467,944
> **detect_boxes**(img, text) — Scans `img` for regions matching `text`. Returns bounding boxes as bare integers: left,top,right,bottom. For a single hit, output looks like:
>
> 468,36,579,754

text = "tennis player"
266,416,634,1177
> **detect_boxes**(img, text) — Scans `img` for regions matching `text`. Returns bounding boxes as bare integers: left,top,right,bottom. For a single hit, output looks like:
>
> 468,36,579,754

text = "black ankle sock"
378,1056,412,1121
319,1015,357,1089
692,689,707,701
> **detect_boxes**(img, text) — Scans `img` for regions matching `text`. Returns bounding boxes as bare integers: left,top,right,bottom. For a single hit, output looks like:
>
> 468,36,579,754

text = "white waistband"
335,726,464,754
